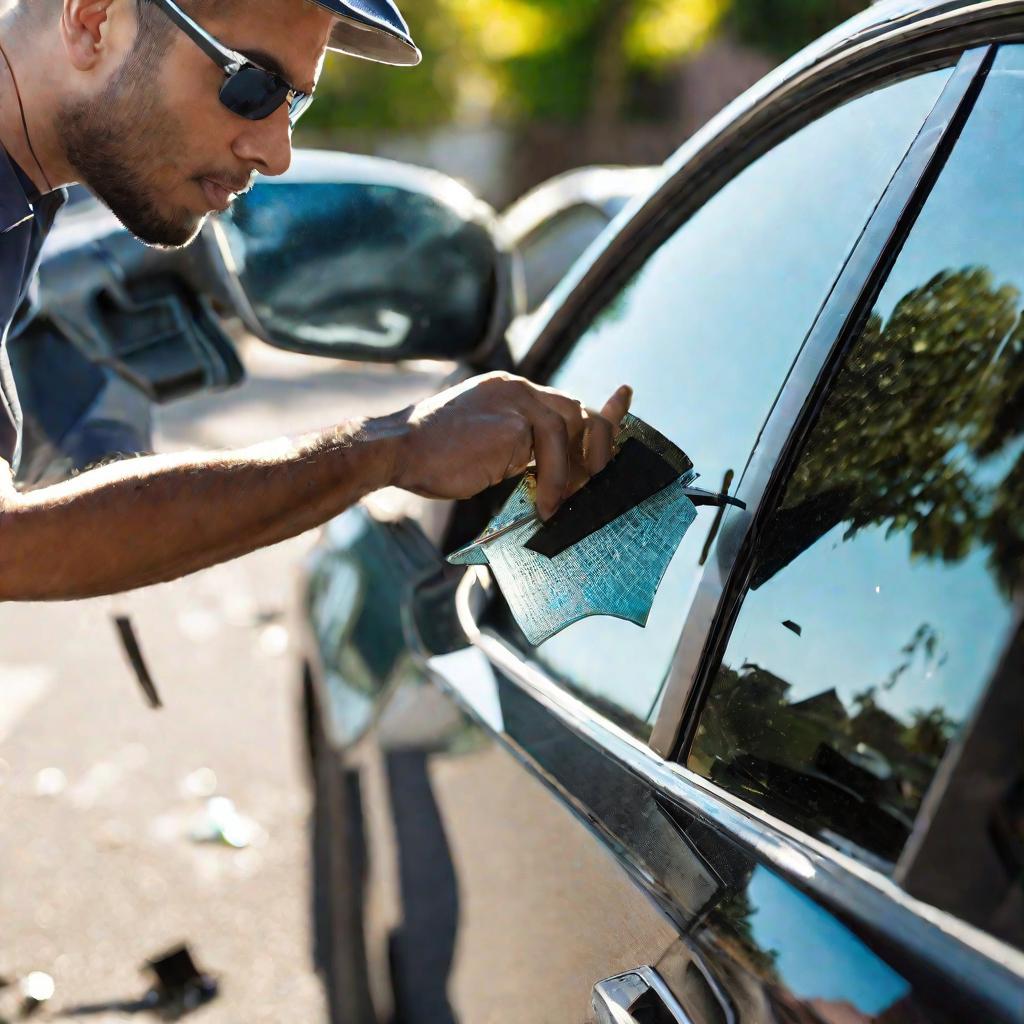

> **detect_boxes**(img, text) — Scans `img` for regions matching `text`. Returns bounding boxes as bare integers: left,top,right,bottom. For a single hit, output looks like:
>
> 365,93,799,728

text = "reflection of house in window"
791,688,849,731
849,703,905,764
739,663,791,707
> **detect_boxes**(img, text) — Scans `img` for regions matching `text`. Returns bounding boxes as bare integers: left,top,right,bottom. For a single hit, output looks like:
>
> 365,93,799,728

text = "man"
0,0,630,601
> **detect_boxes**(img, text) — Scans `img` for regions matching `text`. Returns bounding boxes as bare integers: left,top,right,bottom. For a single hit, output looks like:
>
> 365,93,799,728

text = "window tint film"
689,48,1024,876
493,70,951,738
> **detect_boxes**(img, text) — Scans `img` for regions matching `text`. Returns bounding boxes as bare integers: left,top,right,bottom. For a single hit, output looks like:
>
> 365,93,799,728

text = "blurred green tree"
299,0,465,134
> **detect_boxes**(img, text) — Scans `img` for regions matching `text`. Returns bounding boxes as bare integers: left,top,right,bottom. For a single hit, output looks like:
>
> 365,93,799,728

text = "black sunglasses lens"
220,66,289,120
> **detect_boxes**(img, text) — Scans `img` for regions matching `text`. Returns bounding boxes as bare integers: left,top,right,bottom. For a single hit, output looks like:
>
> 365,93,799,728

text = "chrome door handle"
592,966,695,1024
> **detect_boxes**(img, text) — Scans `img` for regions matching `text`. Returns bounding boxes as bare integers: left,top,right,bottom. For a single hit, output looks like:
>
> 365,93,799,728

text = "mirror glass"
218,181,501,362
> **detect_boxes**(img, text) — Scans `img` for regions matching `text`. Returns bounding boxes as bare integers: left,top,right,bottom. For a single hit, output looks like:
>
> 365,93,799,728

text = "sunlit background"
297,0,866,204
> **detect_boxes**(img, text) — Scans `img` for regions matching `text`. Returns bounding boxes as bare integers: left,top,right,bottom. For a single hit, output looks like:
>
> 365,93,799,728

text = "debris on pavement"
179,767,218,800
18,971,54,1017
57,945,219,1020
113,615,163,709
145,945,219,1017
251,608,284,627
33,767,67,797
257,623,289,657
189,796,265,849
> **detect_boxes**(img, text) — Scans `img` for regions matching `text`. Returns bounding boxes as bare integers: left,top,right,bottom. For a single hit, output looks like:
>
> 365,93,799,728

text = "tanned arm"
0,374,632,601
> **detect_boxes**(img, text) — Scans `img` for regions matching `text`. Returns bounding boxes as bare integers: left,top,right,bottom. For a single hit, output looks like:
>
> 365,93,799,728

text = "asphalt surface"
0,343,442,1023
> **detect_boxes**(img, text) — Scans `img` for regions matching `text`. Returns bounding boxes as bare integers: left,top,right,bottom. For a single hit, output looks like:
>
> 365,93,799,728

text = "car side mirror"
209,153,515,363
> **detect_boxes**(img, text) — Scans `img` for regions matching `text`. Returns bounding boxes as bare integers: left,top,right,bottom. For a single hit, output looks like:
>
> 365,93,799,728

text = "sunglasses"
150,0,314,126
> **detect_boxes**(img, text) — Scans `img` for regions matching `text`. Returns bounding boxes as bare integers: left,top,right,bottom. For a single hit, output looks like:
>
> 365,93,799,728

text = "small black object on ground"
60,944,218,1019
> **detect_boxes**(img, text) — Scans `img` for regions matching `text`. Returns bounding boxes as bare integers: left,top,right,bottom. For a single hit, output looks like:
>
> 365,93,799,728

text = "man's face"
61,0,333,249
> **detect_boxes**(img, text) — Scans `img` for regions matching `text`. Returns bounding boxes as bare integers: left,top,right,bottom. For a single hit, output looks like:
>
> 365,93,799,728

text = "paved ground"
0,344,442,1023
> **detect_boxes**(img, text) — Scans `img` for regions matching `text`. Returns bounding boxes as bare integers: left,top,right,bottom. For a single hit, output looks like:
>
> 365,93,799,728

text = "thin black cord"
0,37,53,193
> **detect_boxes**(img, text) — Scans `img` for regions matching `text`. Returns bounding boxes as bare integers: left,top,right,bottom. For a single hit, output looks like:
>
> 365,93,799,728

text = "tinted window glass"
689,49,1024,874
493,71,951,737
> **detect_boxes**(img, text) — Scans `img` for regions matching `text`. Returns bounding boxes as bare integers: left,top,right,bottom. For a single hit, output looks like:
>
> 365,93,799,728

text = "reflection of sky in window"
530,70,951,723
875,50,1024,326
745,867,910,1015
729,525,1009,724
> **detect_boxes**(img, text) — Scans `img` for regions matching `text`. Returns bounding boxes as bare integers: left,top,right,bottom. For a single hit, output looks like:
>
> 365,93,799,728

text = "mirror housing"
210,152,515,363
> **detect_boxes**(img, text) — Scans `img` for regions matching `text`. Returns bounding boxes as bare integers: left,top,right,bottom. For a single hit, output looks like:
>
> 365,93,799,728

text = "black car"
295,1,1024,1022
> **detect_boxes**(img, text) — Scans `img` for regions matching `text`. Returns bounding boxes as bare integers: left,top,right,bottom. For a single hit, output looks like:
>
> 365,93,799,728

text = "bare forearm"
0,414,404,601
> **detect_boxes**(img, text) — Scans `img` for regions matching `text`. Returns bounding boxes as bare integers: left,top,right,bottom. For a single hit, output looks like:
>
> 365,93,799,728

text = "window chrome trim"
650,43,996,756
430,566,1024,1016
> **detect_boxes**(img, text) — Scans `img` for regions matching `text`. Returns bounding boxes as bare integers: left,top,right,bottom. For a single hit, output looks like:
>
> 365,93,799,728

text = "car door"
347,47,1007,1024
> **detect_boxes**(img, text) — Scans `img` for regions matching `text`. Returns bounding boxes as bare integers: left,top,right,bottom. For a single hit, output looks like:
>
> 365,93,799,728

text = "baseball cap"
312,0,421,66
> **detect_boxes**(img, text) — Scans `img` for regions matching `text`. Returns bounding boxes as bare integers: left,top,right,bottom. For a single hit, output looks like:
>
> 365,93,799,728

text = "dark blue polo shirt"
0,147,67,468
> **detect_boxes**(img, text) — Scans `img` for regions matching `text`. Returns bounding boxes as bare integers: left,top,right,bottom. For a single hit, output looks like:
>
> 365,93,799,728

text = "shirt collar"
0,146,35,234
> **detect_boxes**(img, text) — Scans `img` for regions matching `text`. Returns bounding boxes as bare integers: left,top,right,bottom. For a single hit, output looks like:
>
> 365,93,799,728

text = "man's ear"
61,0,132,72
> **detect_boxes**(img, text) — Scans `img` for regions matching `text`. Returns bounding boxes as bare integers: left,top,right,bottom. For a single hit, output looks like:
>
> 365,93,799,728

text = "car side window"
490,69,953,739
688,46,1024,900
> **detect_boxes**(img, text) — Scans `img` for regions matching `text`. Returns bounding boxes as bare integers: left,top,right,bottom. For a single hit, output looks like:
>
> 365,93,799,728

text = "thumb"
601,385,633,431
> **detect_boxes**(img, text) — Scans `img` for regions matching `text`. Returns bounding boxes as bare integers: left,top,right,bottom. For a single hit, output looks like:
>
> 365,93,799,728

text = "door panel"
433,743,678,1020
347,668,680,1024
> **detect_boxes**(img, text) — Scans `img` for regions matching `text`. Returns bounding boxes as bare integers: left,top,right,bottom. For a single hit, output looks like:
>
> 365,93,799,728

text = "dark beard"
59,71,204,249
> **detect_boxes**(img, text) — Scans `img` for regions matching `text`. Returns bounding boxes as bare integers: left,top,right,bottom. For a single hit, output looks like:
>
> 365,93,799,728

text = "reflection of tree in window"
689,264,1024,863
757,266,1024,592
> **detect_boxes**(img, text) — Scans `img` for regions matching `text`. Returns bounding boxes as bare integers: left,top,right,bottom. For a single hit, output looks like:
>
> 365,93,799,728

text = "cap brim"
314,1,422,66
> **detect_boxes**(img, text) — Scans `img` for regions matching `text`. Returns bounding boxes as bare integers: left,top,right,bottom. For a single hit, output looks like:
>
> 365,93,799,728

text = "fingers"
529,406,570,520
577,384,632,478
528,382,633,517
583,409,614,477
533,388,587,449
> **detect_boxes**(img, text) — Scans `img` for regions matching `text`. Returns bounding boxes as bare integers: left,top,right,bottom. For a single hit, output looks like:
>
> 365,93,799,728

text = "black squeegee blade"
526,437,681,558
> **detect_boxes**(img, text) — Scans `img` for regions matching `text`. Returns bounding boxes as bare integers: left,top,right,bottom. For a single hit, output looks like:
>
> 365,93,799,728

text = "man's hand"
387,372,633,520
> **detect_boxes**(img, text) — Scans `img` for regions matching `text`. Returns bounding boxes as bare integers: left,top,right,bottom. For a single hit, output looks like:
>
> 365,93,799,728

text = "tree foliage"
782,266,1024,595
